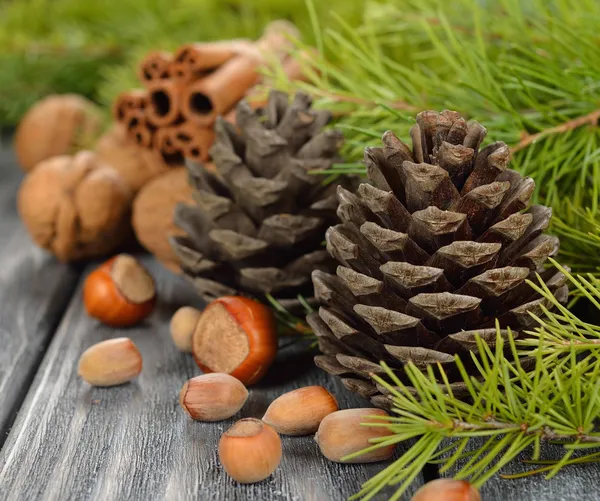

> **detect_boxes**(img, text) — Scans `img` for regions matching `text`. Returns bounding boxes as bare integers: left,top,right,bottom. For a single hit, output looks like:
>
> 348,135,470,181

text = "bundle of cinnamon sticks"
113,21,312,165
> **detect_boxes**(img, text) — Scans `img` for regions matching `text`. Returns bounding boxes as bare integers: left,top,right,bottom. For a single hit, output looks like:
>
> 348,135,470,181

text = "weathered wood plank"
0,136,81,444
0,258,423,501
440,438,600,500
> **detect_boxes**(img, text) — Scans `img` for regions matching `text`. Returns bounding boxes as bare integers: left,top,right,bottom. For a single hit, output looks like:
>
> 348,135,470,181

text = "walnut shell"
95,125,171,193
132,168,194,273
18,151,133,261
15,94,102,172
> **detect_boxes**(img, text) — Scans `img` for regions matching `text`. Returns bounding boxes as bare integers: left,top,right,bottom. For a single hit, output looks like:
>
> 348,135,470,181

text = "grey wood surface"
441,438,600,501
1,137,596,500
0,137,81,446
0,257,423,501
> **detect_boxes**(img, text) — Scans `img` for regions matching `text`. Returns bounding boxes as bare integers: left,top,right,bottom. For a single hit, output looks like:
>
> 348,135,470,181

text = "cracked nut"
191,296,277,386
84,254,156,327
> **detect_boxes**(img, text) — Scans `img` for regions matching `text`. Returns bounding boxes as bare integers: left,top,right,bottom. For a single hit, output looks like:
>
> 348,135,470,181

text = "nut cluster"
165,294,401,484
75,265,444,490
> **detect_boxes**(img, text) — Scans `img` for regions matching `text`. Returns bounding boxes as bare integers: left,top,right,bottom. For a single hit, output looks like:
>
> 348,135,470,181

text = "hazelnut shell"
83,254,156,327
192,296,278,386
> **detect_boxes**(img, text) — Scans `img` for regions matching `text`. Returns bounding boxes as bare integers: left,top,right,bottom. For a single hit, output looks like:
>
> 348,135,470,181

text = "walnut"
95,125,172,193
14,94,102,172
18,151,133,261
132,167,194,272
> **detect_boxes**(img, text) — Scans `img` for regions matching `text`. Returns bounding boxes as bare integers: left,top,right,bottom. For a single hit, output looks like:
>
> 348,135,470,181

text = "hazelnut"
315,408,396,463
411,479,481,501
218,418,282,483
15,94,102,172
191,296,277,386
17,151,132,262
179,373,248,421
262,386,338,436
170,306,201,352
78,338,142,386
84,254,156,327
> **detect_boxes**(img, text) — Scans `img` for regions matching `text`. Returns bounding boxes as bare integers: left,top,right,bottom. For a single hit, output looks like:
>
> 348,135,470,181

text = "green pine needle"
265,293,315,337
347,265,600,500
283,0,600,281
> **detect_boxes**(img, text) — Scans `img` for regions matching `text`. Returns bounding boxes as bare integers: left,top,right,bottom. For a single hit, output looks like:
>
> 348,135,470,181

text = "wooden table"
0,135,596,500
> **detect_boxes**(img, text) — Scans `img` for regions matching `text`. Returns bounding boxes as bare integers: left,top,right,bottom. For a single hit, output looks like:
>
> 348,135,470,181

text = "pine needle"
345,266,600,499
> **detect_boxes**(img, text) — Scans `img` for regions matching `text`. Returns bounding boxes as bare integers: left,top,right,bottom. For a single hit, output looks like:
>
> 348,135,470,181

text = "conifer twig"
346,266,600,500
512,108,600,153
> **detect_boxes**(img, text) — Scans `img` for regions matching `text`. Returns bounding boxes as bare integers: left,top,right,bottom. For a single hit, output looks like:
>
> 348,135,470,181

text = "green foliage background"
0,0,368,126
2,0,600,278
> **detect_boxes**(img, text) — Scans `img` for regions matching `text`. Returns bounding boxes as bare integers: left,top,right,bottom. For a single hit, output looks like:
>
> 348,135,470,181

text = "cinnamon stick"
154,126,180,155
138,51,173,86
146,80,184,127
113,90,150,123
125,112,154,149
171,40,254,82
180,54,262,126
171,122,215,162
180,21,300,126
153,123,214,164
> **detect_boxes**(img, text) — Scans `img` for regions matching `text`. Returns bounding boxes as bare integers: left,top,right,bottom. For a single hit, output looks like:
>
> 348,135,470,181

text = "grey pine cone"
310,110,569,408
171,91,355,310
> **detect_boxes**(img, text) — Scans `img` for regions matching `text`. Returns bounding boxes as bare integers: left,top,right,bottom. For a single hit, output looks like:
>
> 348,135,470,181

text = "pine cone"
171,91,355,310
310,110,568,407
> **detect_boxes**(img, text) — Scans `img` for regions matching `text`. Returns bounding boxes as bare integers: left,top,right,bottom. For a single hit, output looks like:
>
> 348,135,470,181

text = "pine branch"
512,109,600,154
347,265,600,500
285,0,600,280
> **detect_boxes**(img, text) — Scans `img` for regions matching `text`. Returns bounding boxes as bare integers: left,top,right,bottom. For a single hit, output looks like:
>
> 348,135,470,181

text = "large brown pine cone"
310,110,568,407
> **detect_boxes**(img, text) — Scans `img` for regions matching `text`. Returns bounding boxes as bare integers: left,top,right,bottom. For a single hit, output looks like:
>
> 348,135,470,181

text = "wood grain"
0,136,81,444
1,135,595,500
0,258,423,501
441,438,600,500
